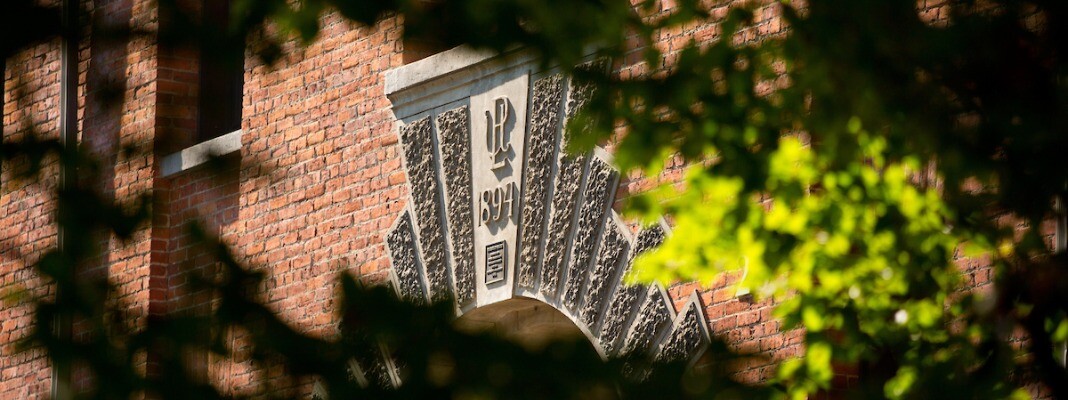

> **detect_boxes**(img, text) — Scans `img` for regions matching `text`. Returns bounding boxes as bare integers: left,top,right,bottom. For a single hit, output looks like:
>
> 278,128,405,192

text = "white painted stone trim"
159,129,242,177
384,46,501,96
386,47,541,122
385,44,602,101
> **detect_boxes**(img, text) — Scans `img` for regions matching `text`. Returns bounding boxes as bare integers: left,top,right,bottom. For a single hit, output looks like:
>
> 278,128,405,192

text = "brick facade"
2,0,1050,398
1,21,62,400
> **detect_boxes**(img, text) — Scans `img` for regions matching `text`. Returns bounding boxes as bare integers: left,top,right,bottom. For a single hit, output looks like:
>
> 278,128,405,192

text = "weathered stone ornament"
378,47,711,382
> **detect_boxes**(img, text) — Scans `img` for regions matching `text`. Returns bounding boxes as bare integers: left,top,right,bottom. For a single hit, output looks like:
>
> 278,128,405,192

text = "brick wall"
208,12,406,396
1,14,63,399
0,0,161,395
3,0,1045,398
75,0,160,392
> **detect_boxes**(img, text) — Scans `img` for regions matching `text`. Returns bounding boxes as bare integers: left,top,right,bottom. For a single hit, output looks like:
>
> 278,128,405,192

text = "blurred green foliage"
4,0,1068,398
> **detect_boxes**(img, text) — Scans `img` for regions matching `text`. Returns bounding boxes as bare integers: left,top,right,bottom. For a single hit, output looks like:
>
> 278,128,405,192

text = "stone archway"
454,298,588,353
380,46,711,379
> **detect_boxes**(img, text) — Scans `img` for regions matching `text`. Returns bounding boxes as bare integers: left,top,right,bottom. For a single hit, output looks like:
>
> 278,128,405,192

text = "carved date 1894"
479,181,516,226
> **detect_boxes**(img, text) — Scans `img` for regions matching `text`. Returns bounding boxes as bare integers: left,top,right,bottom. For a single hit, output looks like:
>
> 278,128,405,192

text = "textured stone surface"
351,345,397,389
566,61,601,125
367,355,396,388
579,219,630,328
657,298,708,363
538,151,586,297
436,107,476,306
386,211,427,304
561,157,618,312
538,74,598,298
630,224,668,264
598,225,667,355
598,284,645,356
400,117,453,302
517,75,564,289
619,286,672,357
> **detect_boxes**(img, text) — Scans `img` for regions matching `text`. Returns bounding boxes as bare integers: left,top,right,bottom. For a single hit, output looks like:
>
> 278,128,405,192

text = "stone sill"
159,129,242,177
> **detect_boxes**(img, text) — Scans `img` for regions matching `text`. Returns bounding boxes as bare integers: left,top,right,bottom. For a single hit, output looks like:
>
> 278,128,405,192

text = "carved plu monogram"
486,97,513,171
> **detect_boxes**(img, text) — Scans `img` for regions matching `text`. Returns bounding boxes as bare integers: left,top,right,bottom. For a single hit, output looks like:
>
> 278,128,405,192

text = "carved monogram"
486,96,513,171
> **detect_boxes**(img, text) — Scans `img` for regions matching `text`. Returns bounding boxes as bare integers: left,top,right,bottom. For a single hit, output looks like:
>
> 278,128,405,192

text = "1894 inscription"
479,182,516,226
481,96,518,284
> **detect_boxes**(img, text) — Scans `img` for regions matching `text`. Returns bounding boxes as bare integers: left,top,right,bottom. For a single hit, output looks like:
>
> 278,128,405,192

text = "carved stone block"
598,225,667,355
580,218,630,328
539,151,586,297
437,106,476,306
386,211,427,304
657,295,709,363
517,75,563,289
599,284,646,356
399,117,453,302
619,285,672,357
562,156,618,312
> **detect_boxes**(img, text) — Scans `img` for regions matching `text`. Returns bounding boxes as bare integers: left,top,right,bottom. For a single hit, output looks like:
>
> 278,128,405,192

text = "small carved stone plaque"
485,241,507,284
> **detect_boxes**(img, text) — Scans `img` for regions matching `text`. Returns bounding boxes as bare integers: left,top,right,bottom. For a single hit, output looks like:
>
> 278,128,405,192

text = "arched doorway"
454,298,592,353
